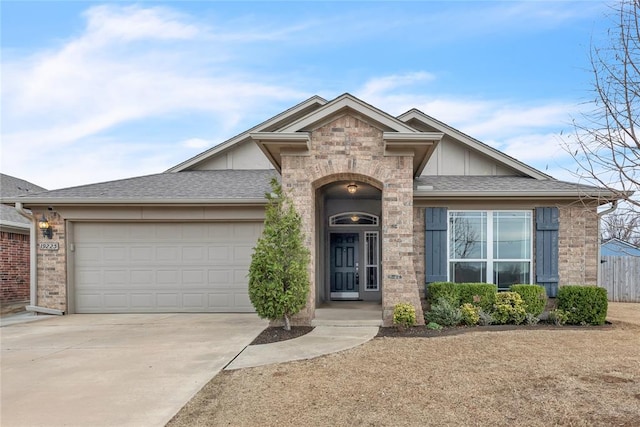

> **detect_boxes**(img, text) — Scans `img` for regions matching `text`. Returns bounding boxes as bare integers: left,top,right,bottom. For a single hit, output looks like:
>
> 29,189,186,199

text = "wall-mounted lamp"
347,183,358,194
38,214,53,239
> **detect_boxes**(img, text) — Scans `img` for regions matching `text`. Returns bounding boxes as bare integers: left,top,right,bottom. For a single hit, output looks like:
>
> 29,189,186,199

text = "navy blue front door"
330,233,359,299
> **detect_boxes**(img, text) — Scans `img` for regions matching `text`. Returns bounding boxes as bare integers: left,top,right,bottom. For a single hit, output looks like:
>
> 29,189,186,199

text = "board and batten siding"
600,256,640,302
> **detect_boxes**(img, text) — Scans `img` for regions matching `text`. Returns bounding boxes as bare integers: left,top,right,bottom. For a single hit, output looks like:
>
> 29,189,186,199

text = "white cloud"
1,4,309,188
181,138,213,149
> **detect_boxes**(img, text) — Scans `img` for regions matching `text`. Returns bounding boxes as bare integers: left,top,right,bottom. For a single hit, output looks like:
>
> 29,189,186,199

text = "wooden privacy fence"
600,256,640,302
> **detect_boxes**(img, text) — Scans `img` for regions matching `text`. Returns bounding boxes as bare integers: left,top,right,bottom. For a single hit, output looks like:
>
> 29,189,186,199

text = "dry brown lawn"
168,303,640,427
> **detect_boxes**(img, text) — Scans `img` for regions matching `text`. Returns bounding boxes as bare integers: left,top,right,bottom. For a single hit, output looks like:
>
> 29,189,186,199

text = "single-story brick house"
4,94,622,325
1,174,46,314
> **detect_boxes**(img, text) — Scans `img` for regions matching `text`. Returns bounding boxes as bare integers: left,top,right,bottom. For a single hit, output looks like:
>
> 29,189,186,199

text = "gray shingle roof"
6,170,278,204
3,170,616,206
1,174,47,227
413,175,614,197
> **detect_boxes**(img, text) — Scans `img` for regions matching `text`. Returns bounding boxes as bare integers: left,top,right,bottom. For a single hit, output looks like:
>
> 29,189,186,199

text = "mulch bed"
251,326,314,345
251,322,613,345
376,321,613,338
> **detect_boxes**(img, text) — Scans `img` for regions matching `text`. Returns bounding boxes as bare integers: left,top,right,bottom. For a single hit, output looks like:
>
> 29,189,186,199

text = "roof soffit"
398,109,552,180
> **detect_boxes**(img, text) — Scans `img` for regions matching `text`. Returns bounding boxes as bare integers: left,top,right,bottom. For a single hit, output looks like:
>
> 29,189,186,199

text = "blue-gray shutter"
535,207,559,297
425,207,448,283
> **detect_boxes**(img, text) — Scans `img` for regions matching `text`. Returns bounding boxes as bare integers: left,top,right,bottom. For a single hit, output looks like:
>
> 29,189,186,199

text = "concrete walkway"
225,325,380,370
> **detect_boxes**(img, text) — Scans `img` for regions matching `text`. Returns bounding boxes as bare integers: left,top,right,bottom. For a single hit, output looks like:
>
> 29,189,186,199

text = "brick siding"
558,204,599,286
0,232,30,309
33,210,67,312
282,114,425,326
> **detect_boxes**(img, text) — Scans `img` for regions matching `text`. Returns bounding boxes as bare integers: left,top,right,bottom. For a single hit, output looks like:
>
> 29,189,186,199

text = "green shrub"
548,309,569,326
393,303,417,328
510,284,547,316
248,179,310,331
492,292,527,325
460,303,480,326
426,282,459,306
425,297,462,326
557,286,608,325
427,322,443,331
477,308,495,326
524,313,540,325
458,283,497,312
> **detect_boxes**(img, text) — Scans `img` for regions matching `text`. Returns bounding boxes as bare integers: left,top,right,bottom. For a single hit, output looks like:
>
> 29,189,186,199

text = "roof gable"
398,109,551,180
279,93,418,133
250,94,444,177
167,96,327,172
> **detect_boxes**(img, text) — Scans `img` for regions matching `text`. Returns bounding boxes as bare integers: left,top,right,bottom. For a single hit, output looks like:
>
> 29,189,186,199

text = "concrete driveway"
1,313,267,427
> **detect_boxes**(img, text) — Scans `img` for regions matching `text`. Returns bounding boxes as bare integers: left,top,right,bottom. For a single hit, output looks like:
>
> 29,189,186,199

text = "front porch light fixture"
38,214,53,239
347,183,358,194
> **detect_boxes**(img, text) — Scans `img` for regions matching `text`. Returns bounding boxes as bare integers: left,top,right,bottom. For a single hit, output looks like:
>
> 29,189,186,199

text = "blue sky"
1,1,612,190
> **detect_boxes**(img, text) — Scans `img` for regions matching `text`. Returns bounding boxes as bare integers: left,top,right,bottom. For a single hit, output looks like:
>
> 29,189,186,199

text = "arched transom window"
329,212,379,226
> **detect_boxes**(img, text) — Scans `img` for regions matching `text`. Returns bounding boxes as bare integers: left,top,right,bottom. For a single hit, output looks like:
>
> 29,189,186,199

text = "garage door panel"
102,270,128,286
131,246,154,262
183,246,206,262
157,270,179,284
208,270,231,284
103,247,127,262
74,222,261,313
234,293,253,310
104,294,129,310
157,247,179,261
183,293,205,308
130,293,154,309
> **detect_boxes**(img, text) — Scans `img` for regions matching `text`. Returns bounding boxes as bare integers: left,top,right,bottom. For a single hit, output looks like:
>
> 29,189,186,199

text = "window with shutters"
449,211,532,289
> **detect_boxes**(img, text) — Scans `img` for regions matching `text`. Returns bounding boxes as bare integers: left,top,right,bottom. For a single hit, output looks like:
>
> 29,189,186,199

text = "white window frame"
447,210,533,288
364,231,379,291
329,212,379,227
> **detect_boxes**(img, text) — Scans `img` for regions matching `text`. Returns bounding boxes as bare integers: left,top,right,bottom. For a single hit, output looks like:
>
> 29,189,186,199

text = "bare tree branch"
564,0,640,213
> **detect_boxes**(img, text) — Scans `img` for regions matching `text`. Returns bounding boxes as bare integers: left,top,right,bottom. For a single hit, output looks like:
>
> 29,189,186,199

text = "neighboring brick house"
1,174,46,315
4,94,623,324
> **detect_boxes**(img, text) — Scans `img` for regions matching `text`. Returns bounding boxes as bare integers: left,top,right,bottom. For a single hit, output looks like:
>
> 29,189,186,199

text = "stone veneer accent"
281,114,425,326
558,204,599,286
34,210,67,312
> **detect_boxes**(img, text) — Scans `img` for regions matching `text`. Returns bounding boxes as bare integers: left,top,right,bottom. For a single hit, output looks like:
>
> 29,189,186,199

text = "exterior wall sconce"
347,183,358,194
38,214,53,239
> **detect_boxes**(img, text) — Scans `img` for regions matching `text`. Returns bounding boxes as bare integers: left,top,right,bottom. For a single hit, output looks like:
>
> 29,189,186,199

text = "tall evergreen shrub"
248,179,310,330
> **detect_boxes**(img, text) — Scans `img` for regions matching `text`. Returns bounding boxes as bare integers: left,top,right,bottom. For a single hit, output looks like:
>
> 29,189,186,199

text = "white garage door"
73,222,262,313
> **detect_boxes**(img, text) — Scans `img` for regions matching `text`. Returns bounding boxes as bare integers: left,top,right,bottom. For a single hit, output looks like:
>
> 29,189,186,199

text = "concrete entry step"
313,301,383,327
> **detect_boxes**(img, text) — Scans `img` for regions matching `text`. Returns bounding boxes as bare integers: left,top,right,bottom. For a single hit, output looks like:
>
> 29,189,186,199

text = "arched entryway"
314,178,382,307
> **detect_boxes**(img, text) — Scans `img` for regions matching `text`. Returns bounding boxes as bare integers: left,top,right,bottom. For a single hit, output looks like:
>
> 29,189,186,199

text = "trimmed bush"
393,303,417,328
477,308,495,325
460,303,480,326
492,292,527,325
427,282,497,310
557,286,608,325
510,284,547,316
425,297,462,326
458,283,497,312
426,282,460,306
548,309,569,326
427,322,443,331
